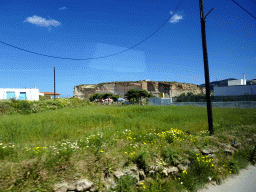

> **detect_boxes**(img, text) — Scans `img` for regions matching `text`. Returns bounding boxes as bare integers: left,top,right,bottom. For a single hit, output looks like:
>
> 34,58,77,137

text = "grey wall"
149,98,173,106
149,98,256,109
168,102,256,109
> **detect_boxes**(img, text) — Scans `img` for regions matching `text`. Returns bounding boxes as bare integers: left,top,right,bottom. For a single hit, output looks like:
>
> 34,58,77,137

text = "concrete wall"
168,102,256,109
149,98,256,109
214,85,256,96
148,97,173,106
0,88,39,101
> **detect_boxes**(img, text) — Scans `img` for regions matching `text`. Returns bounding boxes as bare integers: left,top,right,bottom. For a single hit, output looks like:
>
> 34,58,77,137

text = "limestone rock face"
74,80,205,99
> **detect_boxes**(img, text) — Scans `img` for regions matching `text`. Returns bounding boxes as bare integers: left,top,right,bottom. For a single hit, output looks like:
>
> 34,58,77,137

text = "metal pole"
199,0,214,135
54,67,56,99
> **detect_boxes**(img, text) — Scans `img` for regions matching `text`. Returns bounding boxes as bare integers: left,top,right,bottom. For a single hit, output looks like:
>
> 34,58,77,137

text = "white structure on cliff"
228,79,246,86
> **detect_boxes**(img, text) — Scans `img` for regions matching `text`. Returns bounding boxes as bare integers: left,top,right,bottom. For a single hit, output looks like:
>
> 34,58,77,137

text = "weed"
225,158,239,174
0,103,11,114
161,147,179,166
178,152,217,191
0,143,15,159
132,152,149,172
115,175,137,192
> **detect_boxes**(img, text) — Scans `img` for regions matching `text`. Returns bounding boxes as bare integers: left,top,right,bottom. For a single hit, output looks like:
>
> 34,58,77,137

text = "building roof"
41,92,61,95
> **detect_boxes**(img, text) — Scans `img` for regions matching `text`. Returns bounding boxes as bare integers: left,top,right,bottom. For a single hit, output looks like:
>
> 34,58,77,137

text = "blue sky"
0,0,255,97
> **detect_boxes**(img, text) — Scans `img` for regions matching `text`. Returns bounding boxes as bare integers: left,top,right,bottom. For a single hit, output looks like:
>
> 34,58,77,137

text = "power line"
0,0,183,61
230,0,256,20
249,0,256,7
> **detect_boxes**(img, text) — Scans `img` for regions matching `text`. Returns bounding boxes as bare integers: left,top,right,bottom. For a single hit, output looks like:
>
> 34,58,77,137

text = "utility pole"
54,67,56,99
199,0,214,135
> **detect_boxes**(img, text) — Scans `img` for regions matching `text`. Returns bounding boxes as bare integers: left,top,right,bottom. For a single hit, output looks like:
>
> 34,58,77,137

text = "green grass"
0,104,256,191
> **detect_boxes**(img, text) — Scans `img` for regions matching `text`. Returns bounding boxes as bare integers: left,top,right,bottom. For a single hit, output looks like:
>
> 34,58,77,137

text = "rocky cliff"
74,80,205,99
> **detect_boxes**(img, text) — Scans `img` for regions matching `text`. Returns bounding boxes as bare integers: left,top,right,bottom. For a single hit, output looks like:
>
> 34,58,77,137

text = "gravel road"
198,164,256,192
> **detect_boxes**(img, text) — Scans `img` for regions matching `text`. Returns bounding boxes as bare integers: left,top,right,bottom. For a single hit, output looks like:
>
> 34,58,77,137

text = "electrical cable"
0,0,183,61
249,0,256,7
230,0,256,20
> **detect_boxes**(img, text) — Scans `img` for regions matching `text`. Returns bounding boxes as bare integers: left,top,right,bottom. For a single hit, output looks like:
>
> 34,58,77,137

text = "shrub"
68,97,84,107
115,175,137,192
39,95,51,101
177,152,217,191
132,152,149,172
161,147,179,166
225,158,239,174
0,143,15,160
10,99,33,115
0,102,10,115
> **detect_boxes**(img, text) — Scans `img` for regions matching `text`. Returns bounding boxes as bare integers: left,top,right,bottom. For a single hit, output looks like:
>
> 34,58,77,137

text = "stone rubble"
53,141,243,192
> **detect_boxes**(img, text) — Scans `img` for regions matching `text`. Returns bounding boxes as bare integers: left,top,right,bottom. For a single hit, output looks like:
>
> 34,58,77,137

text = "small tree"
125,89,152,104
89,93,104,102
111,94,121,102
138,90,151,104
102,93,114,100
125,89,140,104
187,92,194,97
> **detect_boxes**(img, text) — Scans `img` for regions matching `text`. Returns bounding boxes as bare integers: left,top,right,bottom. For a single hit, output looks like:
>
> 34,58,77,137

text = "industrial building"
214,85,256,96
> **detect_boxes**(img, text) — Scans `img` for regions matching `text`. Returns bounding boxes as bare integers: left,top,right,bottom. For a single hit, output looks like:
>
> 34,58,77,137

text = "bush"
0,102,11,115
68,97,84,107
178,152,217,191
10,99,33,115
161,147,179,166
132,152,149,172
115,175,137,192
39,95,51,101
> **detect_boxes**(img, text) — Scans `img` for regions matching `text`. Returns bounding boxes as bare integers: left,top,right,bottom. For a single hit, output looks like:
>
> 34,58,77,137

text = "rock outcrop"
74,80,205,99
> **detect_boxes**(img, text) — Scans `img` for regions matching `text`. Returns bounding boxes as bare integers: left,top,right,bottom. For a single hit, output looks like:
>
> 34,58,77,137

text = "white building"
228,79,246,86
0,88,40,101
214,85,256,96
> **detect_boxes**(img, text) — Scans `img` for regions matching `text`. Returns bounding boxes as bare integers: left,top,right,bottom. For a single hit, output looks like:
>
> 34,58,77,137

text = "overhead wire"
249,0,256,7
0,0,183,61
230,0,256,20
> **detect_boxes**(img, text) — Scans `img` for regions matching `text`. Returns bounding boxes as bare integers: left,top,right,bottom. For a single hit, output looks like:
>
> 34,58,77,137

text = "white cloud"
170,14,183,24
59,7,67,10
24,15,61,27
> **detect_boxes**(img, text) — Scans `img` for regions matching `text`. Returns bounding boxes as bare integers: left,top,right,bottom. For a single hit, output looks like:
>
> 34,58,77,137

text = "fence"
167,101,256,109
173,95,256,102
148,97,256,109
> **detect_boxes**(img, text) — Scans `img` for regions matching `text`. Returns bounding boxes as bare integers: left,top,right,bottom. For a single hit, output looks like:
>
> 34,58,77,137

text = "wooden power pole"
54,67,56,99
199,0,214,135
